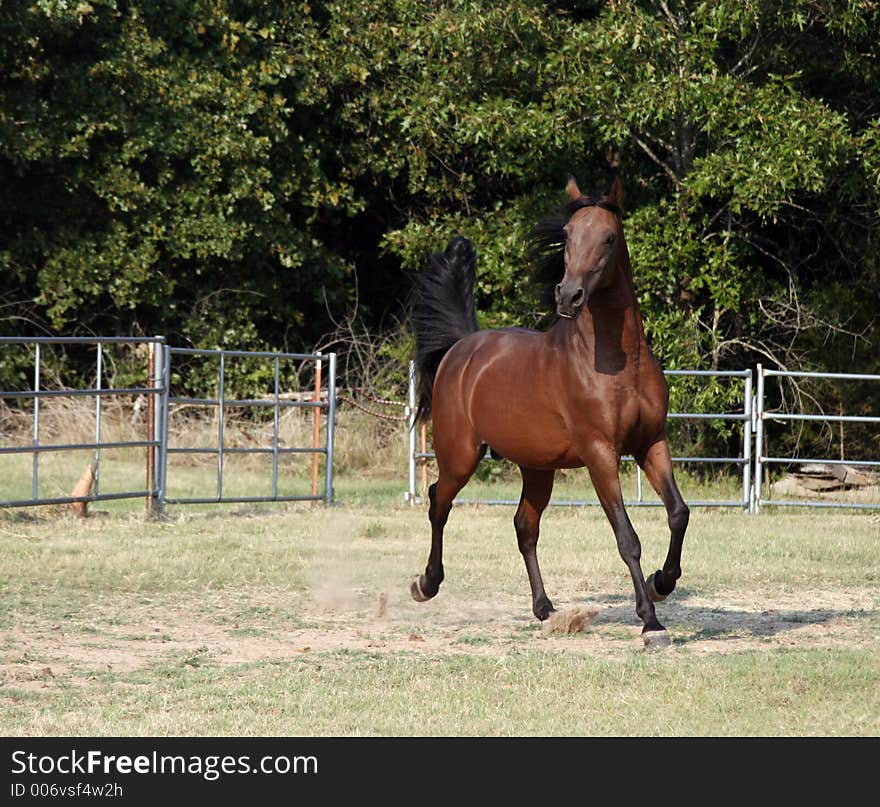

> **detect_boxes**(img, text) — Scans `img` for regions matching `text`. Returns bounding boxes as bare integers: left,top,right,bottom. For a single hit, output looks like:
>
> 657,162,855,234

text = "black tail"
411,236,479,422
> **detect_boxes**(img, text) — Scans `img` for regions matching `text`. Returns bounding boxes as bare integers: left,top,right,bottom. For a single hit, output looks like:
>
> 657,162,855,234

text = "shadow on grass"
569,587,875,645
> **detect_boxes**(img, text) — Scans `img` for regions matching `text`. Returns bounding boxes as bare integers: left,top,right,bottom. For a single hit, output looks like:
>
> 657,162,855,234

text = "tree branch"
631,133,684,190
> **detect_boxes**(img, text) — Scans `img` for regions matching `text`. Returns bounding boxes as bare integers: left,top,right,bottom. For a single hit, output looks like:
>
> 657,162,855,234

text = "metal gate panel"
0,336,165,511
754,366,880,512
160,347,336,507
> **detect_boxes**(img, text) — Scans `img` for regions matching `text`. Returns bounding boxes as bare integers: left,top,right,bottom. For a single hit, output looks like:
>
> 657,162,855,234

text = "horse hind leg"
637,438,690,603
411,441,482,604
514,467,556,621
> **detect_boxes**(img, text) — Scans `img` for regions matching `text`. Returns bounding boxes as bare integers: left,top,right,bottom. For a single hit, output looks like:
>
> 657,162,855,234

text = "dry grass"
0,503,878,736
543,606,600,635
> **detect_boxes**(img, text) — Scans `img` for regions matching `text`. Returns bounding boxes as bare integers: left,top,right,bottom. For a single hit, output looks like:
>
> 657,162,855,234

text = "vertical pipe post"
407,360,416,505
94,342,102,497
323,352,336,504
32,343,40,501
146,342,155,515
636,464,643,503
311,354,322,503
157,343,170,511
152,340,165,515
272,355,280,500
742,372,753,513
754,364,764,514
217,352,225,501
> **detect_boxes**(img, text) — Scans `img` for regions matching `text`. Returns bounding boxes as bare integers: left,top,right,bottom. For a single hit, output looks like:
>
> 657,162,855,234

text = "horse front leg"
637,437,690,603
586,450,670,648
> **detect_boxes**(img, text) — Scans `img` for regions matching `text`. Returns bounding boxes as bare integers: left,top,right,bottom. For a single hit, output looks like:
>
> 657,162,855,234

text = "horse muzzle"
555,282,585,319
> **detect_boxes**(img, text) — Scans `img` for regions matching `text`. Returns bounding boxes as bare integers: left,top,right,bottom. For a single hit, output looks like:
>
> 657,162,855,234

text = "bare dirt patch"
2,580,877,690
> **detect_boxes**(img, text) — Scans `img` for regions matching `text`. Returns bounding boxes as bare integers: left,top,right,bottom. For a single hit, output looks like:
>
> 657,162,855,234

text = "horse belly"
481,423,581,469
434,329,585,469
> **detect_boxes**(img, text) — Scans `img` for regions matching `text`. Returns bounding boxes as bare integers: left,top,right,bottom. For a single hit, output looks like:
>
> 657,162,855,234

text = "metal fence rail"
405,361,753,510
0,336,165,509
161,346,336,506
754,365,880,512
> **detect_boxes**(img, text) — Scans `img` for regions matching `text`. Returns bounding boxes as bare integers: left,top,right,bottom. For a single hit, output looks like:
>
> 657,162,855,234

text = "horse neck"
564,241,646,372
585,240,642,324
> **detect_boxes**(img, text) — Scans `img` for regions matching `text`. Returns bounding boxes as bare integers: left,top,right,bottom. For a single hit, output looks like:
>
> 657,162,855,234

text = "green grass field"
1,478,878,736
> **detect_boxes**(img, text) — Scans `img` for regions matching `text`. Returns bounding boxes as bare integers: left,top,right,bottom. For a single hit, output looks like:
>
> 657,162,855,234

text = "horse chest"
567,367,665,455
578,383,641,442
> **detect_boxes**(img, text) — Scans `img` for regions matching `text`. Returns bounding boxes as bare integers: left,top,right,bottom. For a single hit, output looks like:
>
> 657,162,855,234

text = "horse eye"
605,234,617,246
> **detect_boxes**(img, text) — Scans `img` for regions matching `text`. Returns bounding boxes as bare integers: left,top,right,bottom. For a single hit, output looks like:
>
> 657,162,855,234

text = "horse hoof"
410,576,432,603
642,629,672,650
646,572,667,603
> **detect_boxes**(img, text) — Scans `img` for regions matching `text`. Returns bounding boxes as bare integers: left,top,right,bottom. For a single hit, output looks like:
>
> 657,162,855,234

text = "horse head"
554,175,624,319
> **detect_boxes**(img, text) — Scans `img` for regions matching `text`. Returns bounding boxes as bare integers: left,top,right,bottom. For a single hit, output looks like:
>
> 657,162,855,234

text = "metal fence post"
146,342,155,516
272,355,280,500
32,343,40,501
217,352,226,500
156,341,169,515
95,342,103,497
743,371,753,513
754,364,764,514
407,360,417,505
145,339,165,518
324,352,336,504
312,353,322,501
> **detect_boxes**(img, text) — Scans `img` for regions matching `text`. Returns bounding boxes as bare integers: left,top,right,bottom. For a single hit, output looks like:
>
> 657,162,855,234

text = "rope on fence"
336,394,409,422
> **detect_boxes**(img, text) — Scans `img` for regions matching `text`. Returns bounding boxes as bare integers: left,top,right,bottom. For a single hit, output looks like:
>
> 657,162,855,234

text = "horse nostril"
555,283,563,300
571,288,585,306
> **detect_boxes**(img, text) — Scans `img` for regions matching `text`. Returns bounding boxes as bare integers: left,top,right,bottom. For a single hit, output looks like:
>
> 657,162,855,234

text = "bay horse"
409,175,689,647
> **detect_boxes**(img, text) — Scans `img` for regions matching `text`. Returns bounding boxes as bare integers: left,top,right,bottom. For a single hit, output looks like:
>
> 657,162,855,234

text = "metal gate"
753,365,880,512
0,336,165,509
0,337,337,512
160,347,336,507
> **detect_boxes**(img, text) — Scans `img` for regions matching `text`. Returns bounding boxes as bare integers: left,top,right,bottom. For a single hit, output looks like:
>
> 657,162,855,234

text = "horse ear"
566,175,582,201
606,173,625,210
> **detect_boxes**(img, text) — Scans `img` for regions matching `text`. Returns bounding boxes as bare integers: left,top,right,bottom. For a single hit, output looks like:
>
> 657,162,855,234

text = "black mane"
527,195,621,323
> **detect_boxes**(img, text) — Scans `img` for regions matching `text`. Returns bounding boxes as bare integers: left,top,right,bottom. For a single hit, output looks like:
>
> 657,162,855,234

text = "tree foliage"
1,0,357,354
1,1,878,436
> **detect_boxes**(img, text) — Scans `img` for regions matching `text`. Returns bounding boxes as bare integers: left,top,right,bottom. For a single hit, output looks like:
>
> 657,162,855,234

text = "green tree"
1,0,877,451
1,0,358,368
